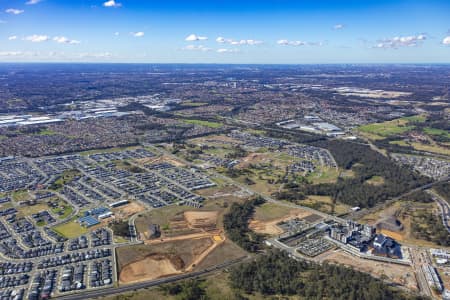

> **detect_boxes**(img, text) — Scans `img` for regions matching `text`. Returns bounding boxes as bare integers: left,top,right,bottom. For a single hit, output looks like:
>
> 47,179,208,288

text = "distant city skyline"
0,0,449,63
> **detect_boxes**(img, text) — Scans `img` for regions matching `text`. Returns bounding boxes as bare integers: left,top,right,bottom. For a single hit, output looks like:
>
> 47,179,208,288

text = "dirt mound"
184,211,218,230
119,253,183,284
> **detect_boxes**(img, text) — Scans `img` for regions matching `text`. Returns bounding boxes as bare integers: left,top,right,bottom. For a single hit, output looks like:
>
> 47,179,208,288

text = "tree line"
223,197,266,252
230,250,426,300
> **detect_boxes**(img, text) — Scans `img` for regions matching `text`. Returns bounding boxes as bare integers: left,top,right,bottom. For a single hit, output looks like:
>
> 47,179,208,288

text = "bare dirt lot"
117,236,218,284
317,250,418,291
184,211,218,230
112,201,146,220
119,254,182,283
249,207,317,235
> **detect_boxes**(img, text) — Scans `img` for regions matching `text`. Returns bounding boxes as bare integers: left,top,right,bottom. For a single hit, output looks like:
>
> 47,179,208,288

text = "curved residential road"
53,256,249,300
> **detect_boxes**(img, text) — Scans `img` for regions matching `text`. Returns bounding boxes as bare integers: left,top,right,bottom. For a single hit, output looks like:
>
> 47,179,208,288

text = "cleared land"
365,175,385,186
318,250,418,291
250,204,319,235
112,201,146,220
117,236,219,284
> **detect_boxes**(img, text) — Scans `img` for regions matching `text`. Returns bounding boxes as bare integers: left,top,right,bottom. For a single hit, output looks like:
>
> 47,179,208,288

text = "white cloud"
217,48,239,53
185,34,208,41
53,36,81,44
277,39,307,46
373,34,427,49
333,24,345,30
442,36,450,45
26,0,42,5
183,45,211,52
103,0,121,7
24,34,50,42
0,51,23,56
131,31,144,37
6,8,24,15
114,32,120,36
216,36,262,45
79,52,113,58
8,36,17,41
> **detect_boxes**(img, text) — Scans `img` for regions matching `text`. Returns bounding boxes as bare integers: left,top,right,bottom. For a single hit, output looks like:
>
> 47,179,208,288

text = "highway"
54,256,249,300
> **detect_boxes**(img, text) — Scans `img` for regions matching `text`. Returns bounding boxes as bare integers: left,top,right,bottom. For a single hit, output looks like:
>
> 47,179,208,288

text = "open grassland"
184,119,223,128
301,195,350,215
12,190,30,202
358,115,428,140
307,166,340,184
53,220,88,238
17,203,49,216
252,202,294,222
358,120,414,137
424,127,450,138
410,142,450,156
388,139,450,155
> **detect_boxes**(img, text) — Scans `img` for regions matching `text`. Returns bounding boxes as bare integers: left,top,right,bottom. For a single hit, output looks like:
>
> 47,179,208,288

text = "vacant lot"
184,211,218,230
184,119,223,128
119,254,182,283
52,220,88,238
250,205,317,235
117,236,217,284
319,250,418,291
300,195,350,215
253,202,293,222
113,201,146,220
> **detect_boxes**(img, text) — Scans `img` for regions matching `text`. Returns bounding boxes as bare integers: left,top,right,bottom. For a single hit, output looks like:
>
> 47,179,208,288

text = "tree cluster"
160,279,208,300
223,197,266,252
304,140,431,208
412,210,450,246
230,250,425,300
434,181,450,203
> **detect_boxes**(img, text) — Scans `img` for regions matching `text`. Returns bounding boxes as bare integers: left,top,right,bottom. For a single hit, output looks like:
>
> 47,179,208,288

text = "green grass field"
424,127,450,138
52,220,87,238
358,115,427,138
358,122,415,137
253,202,293,222
184,119,223,128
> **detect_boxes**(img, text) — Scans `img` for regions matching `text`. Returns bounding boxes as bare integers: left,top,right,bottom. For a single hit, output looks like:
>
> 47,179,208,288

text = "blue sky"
0,0,449,63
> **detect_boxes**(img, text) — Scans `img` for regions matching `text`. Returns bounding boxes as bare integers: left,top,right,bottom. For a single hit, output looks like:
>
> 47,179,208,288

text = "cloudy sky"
0,0,449,63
